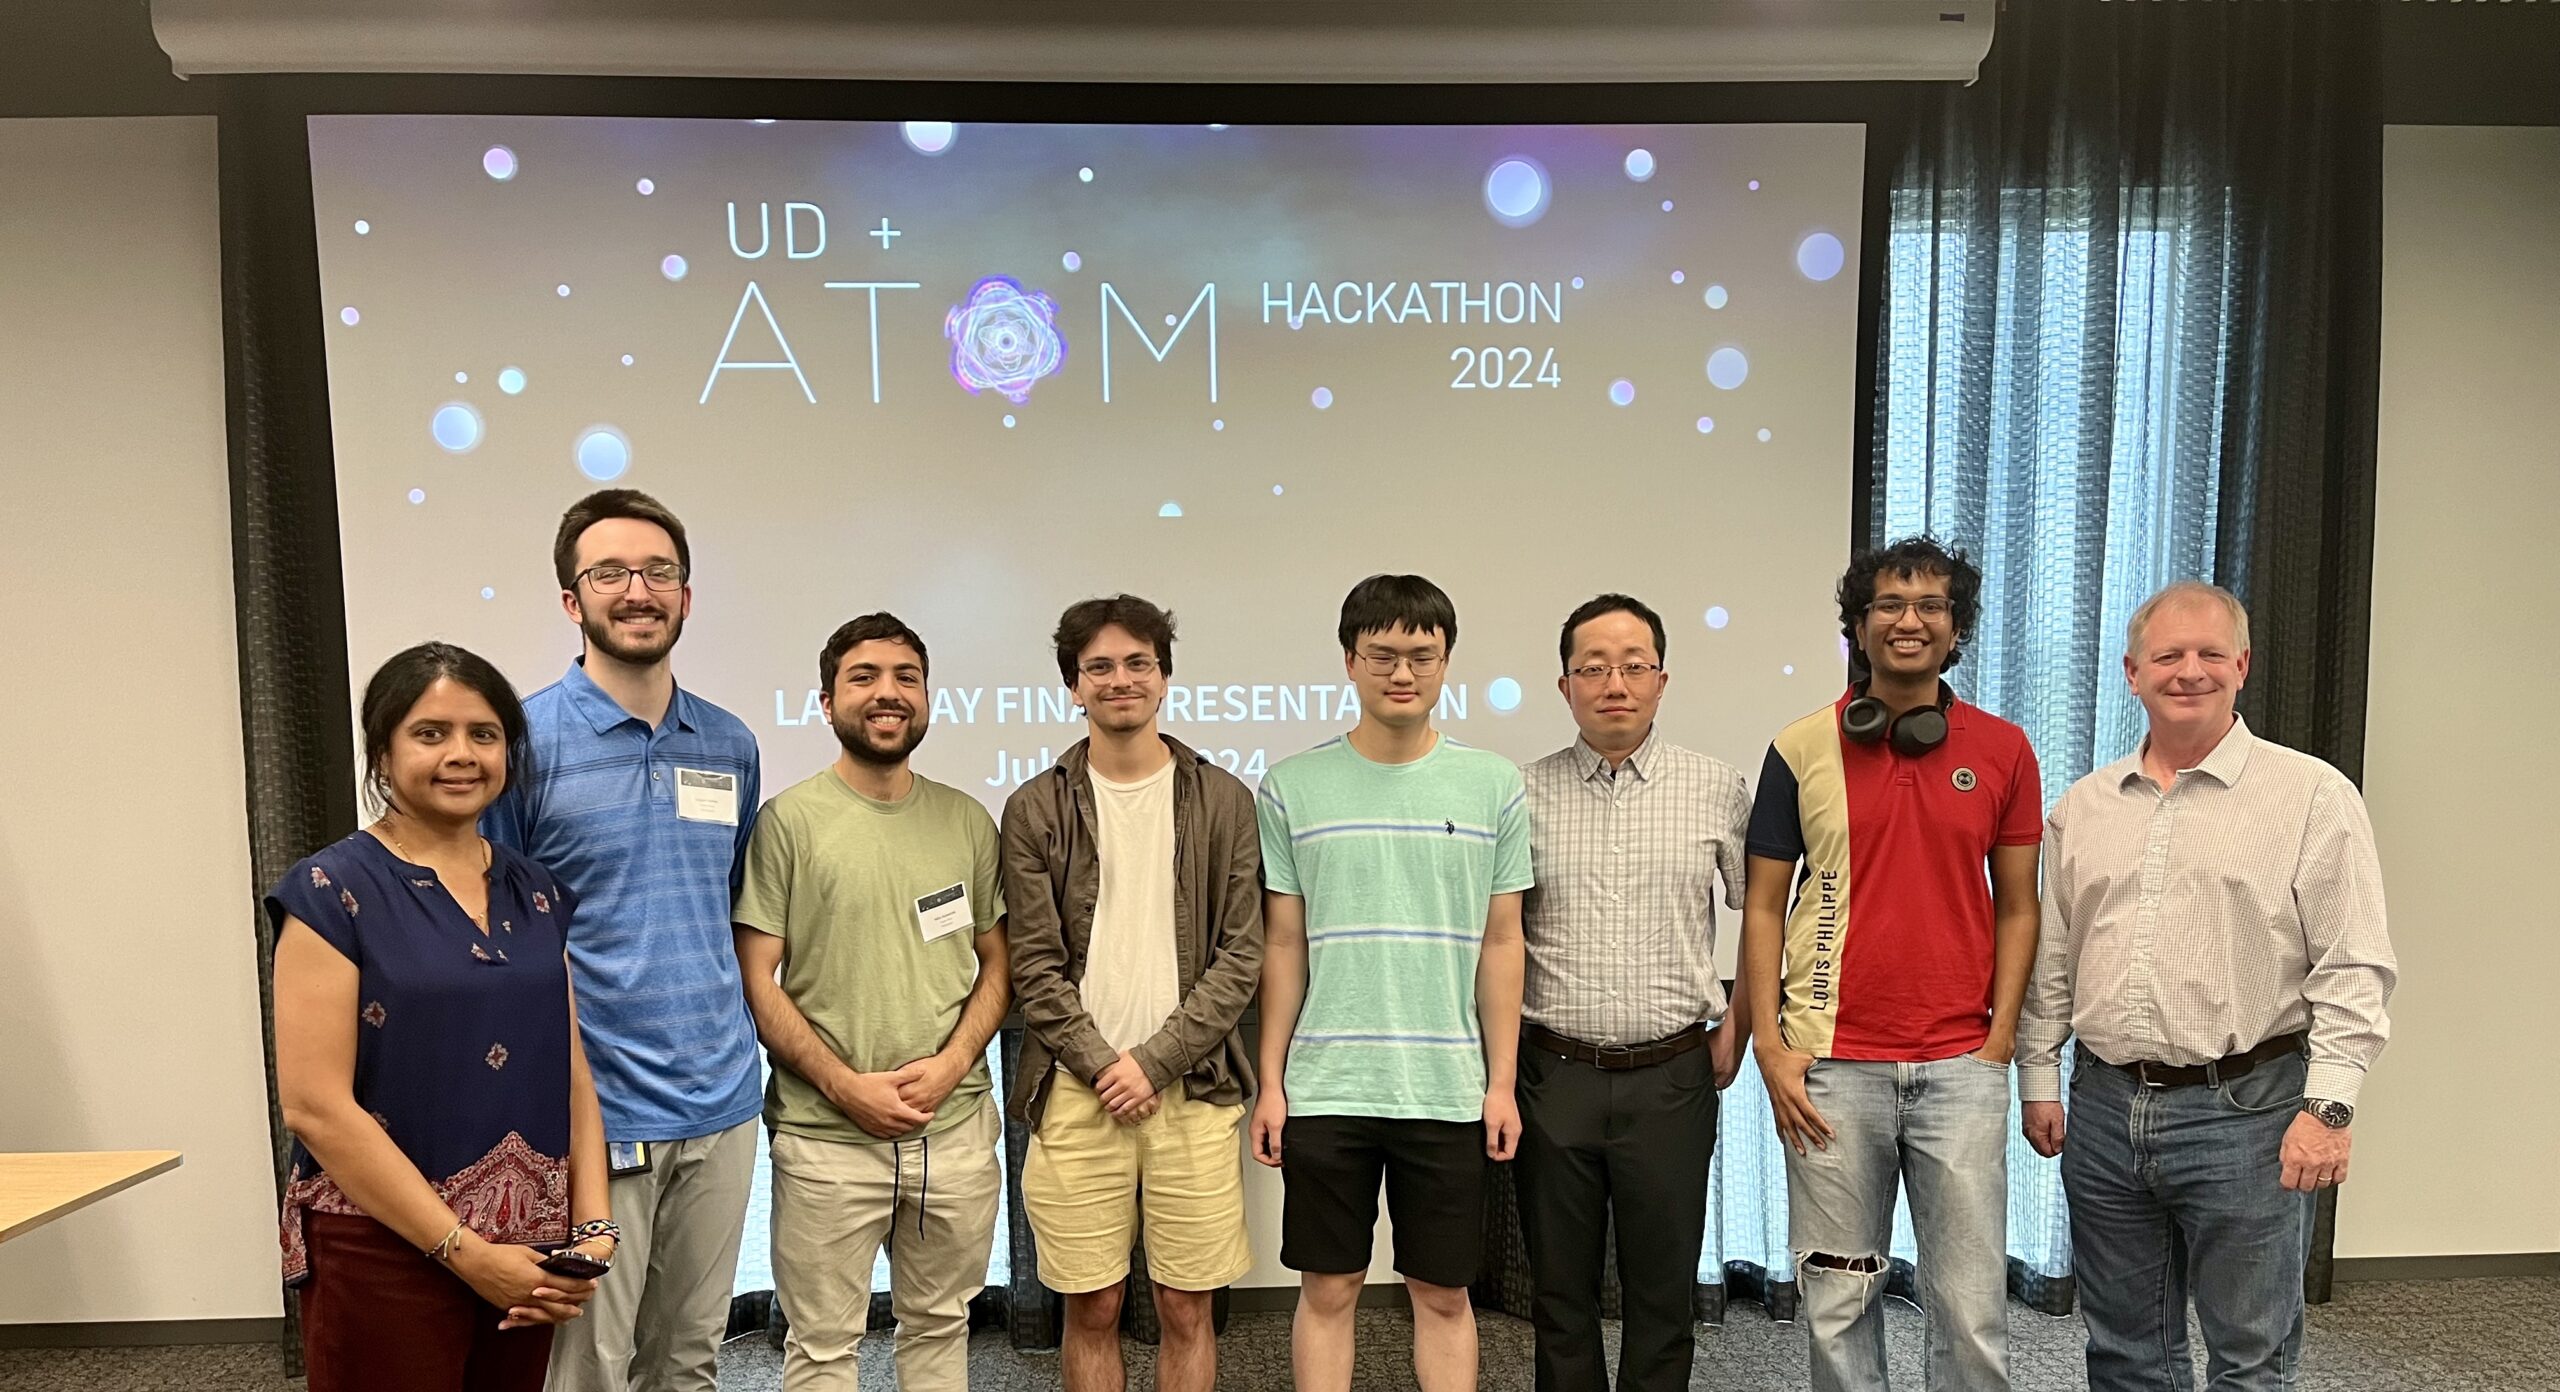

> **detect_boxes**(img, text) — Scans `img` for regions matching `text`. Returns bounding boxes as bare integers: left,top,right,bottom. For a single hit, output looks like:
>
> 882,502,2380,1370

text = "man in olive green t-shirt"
733,613,1009,1392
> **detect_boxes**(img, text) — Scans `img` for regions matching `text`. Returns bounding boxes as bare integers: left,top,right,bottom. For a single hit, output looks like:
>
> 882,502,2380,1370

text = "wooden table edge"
0,1151,185,1245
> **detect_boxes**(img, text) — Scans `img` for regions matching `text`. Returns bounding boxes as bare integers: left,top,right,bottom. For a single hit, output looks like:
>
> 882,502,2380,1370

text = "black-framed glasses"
1566,662,1666,685
1356,650,1445,677
1078,655,1161,679
1868,597,1952,622
577,562,686,593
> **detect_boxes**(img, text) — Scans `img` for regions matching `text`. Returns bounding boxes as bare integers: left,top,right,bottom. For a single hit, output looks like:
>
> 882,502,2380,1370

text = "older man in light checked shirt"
2019,580,2397,1392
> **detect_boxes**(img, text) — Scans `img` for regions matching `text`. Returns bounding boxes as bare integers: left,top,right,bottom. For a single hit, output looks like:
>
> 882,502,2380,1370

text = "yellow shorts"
1019,1069,1253,1294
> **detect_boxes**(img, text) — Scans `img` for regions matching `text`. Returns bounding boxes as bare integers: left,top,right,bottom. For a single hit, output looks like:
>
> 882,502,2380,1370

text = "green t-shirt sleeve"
733,801,794,938
1256,773,1301,896
970,802,1005,933
1493,766,1534,894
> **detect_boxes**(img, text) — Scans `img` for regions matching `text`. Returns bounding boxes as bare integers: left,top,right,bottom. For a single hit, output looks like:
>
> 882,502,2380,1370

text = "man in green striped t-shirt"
1252,574,1532,1392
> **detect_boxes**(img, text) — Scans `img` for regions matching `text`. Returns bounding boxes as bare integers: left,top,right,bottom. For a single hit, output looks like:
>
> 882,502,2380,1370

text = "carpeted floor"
2,1278,2551,1391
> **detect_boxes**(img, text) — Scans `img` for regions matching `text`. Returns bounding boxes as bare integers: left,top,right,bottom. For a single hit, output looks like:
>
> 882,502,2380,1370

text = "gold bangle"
426,1222,465,1263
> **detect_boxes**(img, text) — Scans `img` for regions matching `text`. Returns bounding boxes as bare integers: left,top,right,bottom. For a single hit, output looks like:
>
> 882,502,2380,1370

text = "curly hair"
1836,536,1981,672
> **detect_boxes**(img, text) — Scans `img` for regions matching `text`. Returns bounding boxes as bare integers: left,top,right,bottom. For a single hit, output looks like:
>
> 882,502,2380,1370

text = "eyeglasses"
1567,663,1666,685
577,562,686,593
1868,597,1953,622
1356,650,1445,677
1078,655,1160,679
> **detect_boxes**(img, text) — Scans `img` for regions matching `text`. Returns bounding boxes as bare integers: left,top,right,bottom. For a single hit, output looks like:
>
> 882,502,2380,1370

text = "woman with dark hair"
269,642,616,1392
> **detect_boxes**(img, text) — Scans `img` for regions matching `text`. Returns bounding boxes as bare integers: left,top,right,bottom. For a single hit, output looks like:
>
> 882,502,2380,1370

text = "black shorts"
1278,1113,1487,1288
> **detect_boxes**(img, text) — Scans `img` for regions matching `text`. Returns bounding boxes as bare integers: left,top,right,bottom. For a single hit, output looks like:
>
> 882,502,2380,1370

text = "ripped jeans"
1783,1055,2012,1392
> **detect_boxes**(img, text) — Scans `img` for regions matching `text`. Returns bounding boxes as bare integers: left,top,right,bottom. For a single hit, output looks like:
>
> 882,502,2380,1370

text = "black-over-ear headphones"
1840,680,1954,757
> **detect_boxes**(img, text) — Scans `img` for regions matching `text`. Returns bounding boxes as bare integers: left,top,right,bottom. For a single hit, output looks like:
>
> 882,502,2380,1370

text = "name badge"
915,882,972,943
675,768,739,825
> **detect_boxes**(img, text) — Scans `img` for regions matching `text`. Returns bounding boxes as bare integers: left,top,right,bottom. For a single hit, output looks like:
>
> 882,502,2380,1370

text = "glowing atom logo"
944,276,1067,405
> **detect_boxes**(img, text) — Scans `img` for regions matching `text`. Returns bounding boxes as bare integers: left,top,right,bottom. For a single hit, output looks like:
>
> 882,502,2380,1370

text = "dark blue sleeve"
268,851,363,965
1745,744,1806,864
730,736,763,908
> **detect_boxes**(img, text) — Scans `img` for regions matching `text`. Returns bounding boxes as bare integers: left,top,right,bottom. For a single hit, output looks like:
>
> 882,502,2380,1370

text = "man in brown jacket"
1003,593,1265,1392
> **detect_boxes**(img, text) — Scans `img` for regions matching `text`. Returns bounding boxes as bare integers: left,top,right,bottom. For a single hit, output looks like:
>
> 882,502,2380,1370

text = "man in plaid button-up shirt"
1517,593,1752,1392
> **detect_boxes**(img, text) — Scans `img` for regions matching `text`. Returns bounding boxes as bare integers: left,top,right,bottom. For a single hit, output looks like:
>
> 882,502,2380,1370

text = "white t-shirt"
1084,758,1182,1055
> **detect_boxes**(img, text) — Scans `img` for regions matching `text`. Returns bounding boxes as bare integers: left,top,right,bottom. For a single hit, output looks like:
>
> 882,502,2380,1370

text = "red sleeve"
1996,729,2045,845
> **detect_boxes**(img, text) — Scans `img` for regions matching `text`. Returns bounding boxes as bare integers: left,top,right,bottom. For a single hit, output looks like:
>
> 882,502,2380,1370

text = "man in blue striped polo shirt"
1253,574,1532,1392
484,489,764,1392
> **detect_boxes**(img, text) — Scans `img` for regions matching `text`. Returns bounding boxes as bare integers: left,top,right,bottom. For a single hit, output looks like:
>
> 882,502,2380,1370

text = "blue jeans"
2064,1045,2313,1391
1785,1055,2013,1392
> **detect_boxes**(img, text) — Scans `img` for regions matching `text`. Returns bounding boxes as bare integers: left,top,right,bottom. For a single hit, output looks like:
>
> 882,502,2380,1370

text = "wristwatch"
2302,1099,2354,1129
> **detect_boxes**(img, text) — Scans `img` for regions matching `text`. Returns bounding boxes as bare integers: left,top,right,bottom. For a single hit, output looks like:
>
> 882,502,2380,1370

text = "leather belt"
1523,1021,1712,1072
2099,1030,2307,1090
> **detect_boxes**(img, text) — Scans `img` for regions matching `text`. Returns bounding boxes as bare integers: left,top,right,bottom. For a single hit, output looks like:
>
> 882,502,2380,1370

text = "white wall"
0,116,282,1323
2348,125,2560,1260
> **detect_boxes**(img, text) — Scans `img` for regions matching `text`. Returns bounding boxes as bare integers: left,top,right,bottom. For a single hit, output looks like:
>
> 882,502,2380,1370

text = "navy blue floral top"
267,831,578,1284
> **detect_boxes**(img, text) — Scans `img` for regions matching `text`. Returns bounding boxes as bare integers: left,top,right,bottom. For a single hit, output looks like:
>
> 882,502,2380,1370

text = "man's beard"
831,700,928,766
580,599,683,665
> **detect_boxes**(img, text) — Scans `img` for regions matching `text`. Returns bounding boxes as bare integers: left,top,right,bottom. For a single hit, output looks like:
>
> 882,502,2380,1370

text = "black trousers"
1513,1034,1720,1392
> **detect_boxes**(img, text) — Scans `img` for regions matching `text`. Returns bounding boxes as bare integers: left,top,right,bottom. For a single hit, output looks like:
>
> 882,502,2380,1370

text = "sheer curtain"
1697,0,2382,1318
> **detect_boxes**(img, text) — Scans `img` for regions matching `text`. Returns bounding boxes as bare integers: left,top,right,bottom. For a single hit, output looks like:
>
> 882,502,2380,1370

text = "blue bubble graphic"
1624,148,1656,182
481,587,497,600
1062,251,1081,271
1749,179,1762,191
1704,284,1729,309
1212,419,1225,432
902,121,955,155
576,426,631,481
636,178,655,195
620,354,634,366
1705,606,1731,630
1697,416,1715,434
1311,387,1333,410
455,372,468,383
407,488,426,505
1783,664,1796,675
556,284,572,298
431,403,482,453
498,367,525,395
661,254,688,281
1707,347,1750,390
1758,428,1774,442
1272,484,1284,495
1609,379,1636,407
1671,270,1685,285
1488,677,1524,712
1798,232,1846,282
482,146,517,181
339,306,360,326
1003,414,1016,429
1158,500,1183,518
1484,157,1551,227
1078,167,1094,183
354,220,370,235
1571,276,1585,290
1661,199,1675,212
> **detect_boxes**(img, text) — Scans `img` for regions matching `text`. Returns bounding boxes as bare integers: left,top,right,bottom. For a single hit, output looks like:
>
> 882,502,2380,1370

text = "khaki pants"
546,1117,758,1392
770,1101,1002,1392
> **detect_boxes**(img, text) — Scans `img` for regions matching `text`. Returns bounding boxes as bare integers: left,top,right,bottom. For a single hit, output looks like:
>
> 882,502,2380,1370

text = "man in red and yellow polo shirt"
1741,537,2043,1392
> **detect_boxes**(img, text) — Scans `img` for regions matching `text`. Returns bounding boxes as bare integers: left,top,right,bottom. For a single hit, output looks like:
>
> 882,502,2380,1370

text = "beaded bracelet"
567,1219,622,1247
